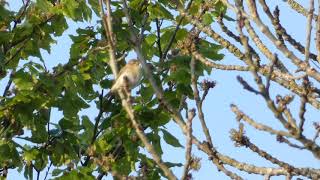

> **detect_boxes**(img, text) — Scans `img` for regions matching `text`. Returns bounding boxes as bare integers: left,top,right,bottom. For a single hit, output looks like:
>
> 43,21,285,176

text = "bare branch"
188,31,242,180
191,50,249,71
298,78,309,134
313,123,320,142
277,135,306,150
286,0,318,20
230,104,293,137
181,109,195,180
230,127,320,179
304,0,315,63
317,0,320,63
190,57,214,148
244,0,320,82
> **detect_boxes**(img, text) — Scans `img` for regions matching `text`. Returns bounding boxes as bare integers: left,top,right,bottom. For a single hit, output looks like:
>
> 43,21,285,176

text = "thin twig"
190,57,214,148
83,90,104,166
313,128,320,142
91,90,104,144
230,104,293,137
298,77,309,134
317,0,320,63
155,18,163,60
265,55,277,92
181,109,195,180
191,50,249,71
298,96,307,134
100,0,118,76
277,135,306,150
43,162,52,180
285,0,318,21
305,0,315,63
2,70,14,97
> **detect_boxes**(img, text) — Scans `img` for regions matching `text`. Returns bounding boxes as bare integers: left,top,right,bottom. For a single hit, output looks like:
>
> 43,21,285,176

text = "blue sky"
2,0,320,179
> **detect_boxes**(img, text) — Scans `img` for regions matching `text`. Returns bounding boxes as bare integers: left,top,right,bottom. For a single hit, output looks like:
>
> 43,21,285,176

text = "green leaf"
139,85,154,102
34,150,48,171
149,3,174,20
160,27,175,50
139,154,161,179
31,121,48,143
81,115,94,143
55,169,95,180
203,13,213,25
112,157,134,176
36,0,53,12
129,0,144,9
189,2,200,15
61,0,79,20
56,89,90,118
198,39,224,61
0,4,14,23
81,73,91,80
161,129,183,148
59,117,81,132
147,132,163,155
49,140,79,166
52,168,64,176
69,28,95,62
0,141,21,167
145,34,157,46
177,84,193,98
13,70,35,91
79,1,92,21
100,79,113,89
23,149,38,162
51,15,68,36
164,162,183,168
88,0,100,15
23,40,42,59
175,28,188,41
214,1,227,15
24,164,33,180
0,31,12,44
82,116,94,130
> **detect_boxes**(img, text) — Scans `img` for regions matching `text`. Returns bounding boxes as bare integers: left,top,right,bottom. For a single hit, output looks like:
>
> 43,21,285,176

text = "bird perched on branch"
110,59,142,93
103,59,142,110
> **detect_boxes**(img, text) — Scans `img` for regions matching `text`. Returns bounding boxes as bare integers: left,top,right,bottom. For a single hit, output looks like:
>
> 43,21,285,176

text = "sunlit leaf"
161,129,184,148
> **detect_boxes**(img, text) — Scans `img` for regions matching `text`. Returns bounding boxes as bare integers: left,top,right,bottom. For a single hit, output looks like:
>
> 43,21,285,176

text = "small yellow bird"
110,59,142,92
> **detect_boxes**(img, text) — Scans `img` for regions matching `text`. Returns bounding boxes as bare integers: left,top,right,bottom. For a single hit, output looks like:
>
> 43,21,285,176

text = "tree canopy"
0,0,320,179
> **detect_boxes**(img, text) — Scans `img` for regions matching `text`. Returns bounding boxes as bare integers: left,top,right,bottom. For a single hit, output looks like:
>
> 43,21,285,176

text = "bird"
110,59,142,93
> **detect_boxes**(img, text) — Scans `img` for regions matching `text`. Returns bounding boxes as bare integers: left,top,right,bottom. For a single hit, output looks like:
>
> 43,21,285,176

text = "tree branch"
181,109,195,180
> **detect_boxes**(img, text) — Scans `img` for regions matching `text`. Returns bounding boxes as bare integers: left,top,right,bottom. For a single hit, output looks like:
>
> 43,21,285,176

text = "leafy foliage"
0,0,224,179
